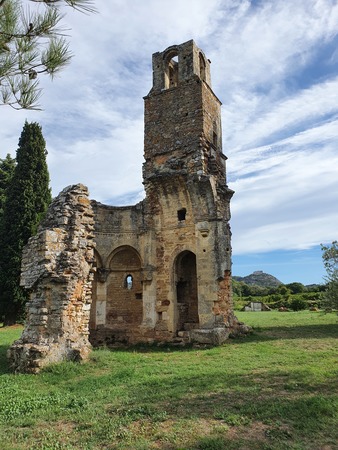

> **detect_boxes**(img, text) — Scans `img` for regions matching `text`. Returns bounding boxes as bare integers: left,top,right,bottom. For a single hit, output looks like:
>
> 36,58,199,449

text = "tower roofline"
150,39,212,94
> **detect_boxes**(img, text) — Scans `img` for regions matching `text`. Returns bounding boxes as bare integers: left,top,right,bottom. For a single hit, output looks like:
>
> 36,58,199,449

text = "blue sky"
1,0,337,285
233,247,326,285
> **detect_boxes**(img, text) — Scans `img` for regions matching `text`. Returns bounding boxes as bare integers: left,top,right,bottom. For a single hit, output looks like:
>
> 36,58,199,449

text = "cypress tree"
0,153,16,229
0,121,51,324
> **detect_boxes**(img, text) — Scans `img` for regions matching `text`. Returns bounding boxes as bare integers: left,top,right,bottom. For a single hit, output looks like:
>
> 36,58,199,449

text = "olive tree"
321,241,338,310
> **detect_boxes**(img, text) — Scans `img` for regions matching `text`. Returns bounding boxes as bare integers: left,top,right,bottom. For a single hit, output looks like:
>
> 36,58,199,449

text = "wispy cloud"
225,77,338,152
1,0,337,282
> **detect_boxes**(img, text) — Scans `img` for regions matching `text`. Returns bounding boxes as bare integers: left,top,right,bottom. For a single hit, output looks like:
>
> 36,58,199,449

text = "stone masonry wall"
8,184,95,373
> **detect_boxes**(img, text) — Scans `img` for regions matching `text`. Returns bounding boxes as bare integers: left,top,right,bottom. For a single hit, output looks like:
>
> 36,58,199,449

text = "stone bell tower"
142,40,243,343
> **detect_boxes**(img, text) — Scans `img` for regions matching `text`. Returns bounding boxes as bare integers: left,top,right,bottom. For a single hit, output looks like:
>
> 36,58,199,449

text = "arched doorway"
175,251,199,332
106,246,143,329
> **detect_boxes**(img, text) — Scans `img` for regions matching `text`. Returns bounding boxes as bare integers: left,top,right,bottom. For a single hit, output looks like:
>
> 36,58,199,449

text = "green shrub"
289,298,307,311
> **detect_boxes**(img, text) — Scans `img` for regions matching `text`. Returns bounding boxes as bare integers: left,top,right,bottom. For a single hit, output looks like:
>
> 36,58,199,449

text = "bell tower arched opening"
199,52,206,81
175,250,199,333
164,52,179,89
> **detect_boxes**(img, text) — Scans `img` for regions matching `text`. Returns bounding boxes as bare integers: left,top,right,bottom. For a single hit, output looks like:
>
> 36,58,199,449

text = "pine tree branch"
29,0,97,14
0,0,96,109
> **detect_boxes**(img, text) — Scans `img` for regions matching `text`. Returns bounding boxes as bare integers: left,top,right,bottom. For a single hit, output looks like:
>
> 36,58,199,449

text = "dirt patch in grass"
227,420,285,442
52,420,77,434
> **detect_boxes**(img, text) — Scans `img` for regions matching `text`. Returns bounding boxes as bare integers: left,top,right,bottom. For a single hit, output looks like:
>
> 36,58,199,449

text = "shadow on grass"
190,435,268,450
243,323,338,342
103,370,338,450
0,322,336,376
0,325,22,375
0,345,11,374
121,367,338,408
0,322,336,375
98,322,338,353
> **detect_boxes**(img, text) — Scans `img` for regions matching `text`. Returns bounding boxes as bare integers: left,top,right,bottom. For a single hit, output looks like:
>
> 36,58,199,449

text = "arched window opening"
164,52,179,89
199,53,206,81
125,274,133,290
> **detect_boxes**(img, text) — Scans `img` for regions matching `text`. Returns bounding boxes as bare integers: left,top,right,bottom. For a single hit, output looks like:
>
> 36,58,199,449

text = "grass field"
0,311,337,450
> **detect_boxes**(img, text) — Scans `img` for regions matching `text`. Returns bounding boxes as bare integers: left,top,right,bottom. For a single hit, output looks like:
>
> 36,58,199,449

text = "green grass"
0,311,337,449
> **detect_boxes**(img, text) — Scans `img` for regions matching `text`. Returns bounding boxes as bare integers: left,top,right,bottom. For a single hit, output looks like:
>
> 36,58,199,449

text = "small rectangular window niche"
177,208,186,221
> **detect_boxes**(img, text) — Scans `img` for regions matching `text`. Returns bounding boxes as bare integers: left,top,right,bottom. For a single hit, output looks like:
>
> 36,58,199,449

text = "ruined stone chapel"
9,40,247,372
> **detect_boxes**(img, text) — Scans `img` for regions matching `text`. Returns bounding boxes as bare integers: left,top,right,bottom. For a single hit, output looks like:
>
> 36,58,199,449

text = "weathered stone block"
190,328,230,345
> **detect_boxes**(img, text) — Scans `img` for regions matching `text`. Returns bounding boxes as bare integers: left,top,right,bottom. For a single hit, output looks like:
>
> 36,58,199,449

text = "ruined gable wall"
8,184,95,373
89,200,158,344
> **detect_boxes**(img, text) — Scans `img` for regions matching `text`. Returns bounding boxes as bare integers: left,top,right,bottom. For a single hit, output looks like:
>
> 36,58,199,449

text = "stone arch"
164,48,179,89
106,246,143,329
174,250,199,333
108,245,142,269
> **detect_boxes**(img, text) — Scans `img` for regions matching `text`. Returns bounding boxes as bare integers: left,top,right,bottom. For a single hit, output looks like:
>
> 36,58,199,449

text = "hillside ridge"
233,270,282,287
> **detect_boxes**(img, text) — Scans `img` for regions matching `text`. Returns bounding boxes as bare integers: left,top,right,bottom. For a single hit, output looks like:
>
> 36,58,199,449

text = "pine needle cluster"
0,0,95,109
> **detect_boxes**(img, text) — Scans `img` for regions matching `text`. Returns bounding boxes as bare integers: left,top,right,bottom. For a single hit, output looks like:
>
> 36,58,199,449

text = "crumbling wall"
8,184,95,373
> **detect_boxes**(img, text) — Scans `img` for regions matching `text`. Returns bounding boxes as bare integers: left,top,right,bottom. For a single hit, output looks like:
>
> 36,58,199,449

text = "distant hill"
233,271,282,287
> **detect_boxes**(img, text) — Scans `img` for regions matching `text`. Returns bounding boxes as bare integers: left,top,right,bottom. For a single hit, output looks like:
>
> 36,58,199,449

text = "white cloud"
47,118,145,203
231,144,338,254
212,0,338,88
1,0,337,280
228,118,338,179
227,77,338,151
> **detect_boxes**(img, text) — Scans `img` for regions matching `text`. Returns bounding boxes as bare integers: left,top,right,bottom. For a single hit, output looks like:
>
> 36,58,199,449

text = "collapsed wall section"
8,184,95,373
